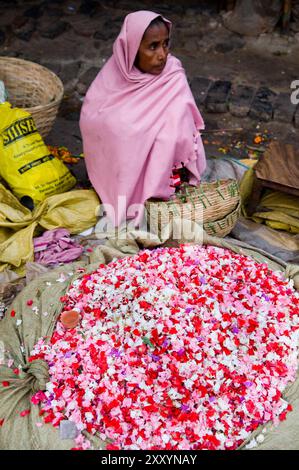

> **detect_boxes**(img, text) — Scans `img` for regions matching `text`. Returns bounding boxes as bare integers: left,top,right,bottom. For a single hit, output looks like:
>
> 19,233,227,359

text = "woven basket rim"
145,179,240,232
203,199,241,237
145,179,240,223
203,198,241,225
146,179,239,206
0,56,64,110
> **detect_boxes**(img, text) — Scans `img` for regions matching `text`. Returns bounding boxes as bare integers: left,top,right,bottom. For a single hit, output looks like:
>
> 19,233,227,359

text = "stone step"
38,20,69,40
0,29,5,45
79,0,99,17
24,5,43,19
14,18,36,42
229,85,255,117
273,92,297,123
77,66,99,95
191,76,298,127
248,86,277,122
190,76,213,107
205,80,231,113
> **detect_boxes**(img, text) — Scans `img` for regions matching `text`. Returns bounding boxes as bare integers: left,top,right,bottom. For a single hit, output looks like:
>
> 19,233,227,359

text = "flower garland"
30,245,299,450
47,145,83,164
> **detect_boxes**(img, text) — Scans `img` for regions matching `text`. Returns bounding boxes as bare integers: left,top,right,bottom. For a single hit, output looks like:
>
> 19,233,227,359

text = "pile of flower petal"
30,245,299,450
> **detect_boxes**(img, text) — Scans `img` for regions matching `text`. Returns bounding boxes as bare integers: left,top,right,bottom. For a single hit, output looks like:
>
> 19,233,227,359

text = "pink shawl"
80,10,206,227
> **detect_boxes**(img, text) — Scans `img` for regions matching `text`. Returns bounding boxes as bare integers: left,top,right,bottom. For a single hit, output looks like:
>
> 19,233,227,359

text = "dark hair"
144,15,169,35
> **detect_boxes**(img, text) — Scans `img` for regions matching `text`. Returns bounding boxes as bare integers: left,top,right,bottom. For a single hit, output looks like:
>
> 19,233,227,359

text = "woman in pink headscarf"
80,10,206,228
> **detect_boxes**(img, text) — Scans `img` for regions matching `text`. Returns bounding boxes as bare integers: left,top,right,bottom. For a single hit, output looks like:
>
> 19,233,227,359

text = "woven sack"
145,179,240,238
0,57,63,138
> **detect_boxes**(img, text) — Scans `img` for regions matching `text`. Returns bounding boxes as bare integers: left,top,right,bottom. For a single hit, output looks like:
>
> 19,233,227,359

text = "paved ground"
1,0,298,184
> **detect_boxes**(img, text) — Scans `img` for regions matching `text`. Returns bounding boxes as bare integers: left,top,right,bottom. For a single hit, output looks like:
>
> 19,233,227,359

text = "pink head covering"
113,11,171,80
80,10,206,227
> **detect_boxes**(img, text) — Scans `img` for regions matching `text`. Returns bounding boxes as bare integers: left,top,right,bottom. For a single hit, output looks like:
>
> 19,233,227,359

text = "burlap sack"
1,222,298,449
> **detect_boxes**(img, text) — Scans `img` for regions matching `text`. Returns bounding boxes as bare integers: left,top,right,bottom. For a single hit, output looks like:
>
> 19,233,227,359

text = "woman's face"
135,22,170,75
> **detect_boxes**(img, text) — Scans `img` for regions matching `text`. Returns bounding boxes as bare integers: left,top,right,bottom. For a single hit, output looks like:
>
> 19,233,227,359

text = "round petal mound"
31,245,299,450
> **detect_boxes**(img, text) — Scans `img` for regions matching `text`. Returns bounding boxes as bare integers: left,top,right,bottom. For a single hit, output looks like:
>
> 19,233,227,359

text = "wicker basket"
145,179,241,238
203,199,241,237
0,57,64,138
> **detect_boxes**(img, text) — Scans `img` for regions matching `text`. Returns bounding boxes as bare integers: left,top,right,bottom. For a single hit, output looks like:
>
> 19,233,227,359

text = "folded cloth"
240,167,299,234
0,184,100,274
33,228,83,265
